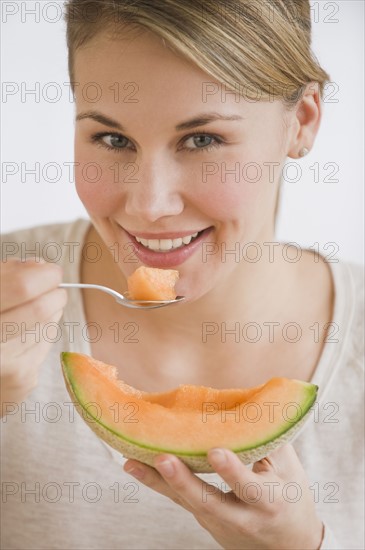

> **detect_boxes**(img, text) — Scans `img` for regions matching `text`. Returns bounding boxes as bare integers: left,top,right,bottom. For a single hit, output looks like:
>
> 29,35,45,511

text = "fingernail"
124,465,144,480
156,459,175,478
209,448,227,466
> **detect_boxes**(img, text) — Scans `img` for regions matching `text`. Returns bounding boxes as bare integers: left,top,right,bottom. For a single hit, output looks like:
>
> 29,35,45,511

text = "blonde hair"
64,0,330,103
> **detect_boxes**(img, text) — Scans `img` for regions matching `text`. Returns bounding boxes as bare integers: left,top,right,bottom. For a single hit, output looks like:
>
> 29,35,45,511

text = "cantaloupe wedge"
127,266,179,300
61,352,318,473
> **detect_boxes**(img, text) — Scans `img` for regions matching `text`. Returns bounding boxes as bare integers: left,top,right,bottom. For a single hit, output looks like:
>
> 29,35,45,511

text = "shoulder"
1,218,90,248
340,261,364,368
0,218,91,266
310,258,364,399
345,261,364,294
322,259,364,389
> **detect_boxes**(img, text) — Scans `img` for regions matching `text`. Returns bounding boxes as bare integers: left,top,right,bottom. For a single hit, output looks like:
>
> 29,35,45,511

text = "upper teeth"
135,232,199,251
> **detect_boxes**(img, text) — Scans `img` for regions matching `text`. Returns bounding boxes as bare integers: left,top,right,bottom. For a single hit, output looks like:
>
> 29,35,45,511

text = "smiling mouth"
133,231,204,252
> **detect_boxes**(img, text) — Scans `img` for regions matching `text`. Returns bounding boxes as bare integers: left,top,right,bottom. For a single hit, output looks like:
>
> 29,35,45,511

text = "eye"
90,132,132,153
181,133,223,153
90,131,224,154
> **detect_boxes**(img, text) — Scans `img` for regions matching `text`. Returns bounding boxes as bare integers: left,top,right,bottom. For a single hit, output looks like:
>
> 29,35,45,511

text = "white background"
1,0,364,263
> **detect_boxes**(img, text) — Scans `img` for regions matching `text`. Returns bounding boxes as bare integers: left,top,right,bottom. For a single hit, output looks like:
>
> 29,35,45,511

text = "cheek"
75,147,124,217
192,178,251,221
190,149,280,222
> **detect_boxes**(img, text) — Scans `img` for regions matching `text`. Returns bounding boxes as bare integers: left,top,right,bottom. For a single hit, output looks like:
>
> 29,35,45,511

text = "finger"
123,458,192,510
1,309,64,383
125,456,247,528
207,448,265,505
152,454,231,514
1,287,68,340
259,444,304,478
1,323,64,402
2,306,65,358
1,260,63,312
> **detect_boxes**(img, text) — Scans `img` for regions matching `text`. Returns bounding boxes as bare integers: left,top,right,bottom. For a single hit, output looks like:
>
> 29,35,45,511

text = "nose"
124,157,185,222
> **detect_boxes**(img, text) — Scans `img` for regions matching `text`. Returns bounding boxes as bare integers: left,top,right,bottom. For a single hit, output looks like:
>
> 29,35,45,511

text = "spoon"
58,283,185,310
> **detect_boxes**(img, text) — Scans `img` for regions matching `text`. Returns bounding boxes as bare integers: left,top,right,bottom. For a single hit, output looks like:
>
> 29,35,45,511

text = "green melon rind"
61,354,317,473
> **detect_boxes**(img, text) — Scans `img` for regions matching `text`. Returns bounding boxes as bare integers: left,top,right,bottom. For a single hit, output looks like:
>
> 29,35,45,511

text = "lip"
119,225,214,268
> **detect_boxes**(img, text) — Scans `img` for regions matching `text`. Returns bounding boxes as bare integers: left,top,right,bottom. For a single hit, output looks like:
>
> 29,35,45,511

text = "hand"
1,258,67,412
124,444,324,550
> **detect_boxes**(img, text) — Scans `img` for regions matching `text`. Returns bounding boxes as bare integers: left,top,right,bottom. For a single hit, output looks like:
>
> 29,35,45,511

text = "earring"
298,147,310,158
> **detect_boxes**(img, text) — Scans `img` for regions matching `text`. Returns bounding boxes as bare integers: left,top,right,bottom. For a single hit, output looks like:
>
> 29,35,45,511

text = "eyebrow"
76,111,244,131
176,112,244,131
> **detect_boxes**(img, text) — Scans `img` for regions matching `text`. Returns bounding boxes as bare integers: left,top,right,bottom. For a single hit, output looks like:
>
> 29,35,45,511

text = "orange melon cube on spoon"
127,266,179,301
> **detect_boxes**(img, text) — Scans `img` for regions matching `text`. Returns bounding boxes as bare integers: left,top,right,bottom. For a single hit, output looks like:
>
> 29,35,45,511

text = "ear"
287,82,322,159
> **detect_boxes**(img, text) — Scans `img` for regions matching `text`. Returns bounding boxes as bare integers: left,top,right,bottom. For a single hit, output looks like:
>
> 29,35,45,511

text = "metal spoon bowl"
59,283,185,310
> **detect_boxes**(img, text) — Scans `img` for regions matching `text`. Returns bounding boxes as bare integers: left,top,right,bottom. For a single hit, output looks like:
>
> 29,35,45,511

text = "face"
73,28,295,300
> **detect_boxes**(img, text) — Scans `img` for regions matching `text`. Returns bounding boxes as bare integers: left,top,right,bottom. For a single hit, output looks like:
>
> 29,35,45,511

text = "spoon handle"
59,282,126,302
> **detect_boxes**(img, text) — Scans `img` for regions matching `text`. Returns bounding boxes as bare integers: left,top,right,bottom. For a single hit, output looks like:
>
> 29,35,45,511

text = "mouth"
134,231,202,252
119,226,214,268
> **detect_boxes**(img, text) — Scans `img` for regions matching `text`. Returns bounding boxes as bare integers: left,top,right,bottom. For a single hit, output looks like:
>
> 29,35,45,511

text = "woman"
1,1,363,548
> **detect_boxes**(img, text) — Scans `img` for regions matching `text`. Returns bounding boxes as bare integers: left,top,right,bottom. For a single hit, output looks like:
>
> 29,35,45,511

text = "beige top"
1,218,364,549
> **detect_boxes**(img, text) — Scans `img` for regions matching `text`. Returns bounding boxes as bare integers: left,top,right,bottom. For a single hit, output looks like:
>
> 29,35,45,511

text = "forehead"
74,29,224,111
73,29,284,128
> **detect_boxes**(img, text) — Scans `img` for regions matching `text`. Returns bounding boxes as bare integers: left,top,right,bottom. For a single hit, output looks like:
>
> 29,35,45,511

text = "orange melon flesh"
127,266,179,301
61,352,318,473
